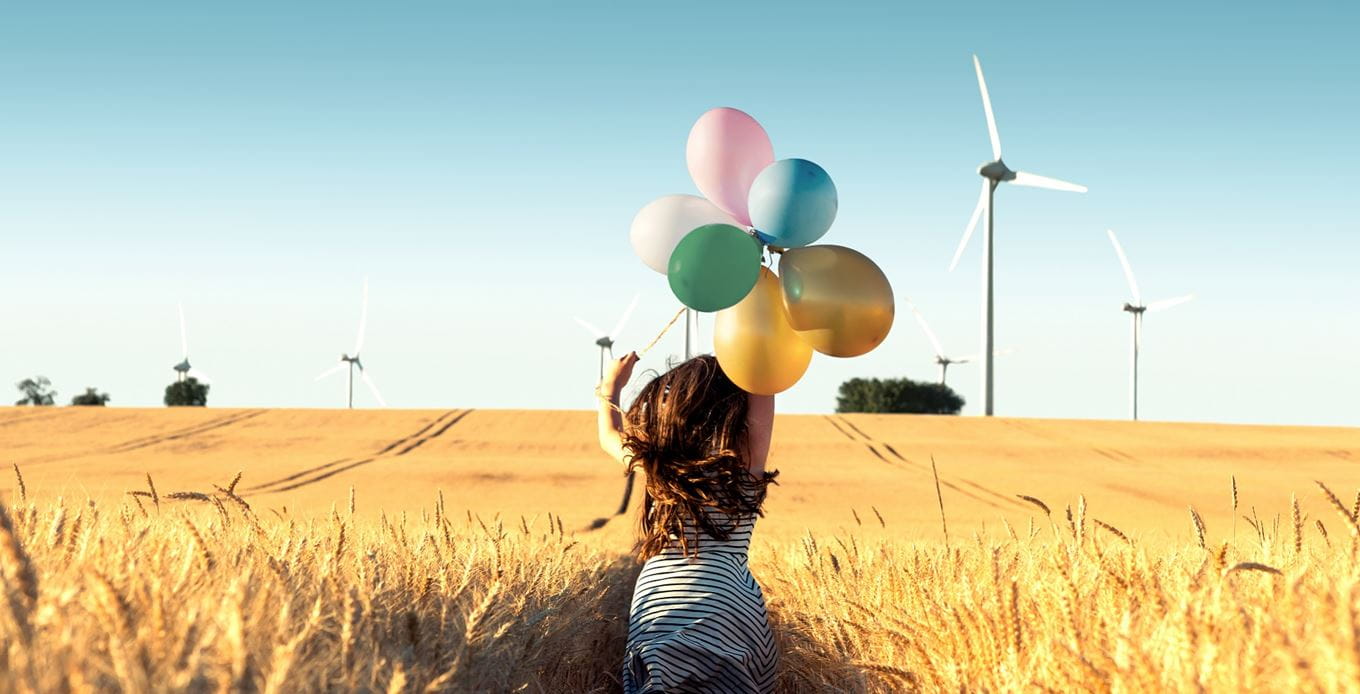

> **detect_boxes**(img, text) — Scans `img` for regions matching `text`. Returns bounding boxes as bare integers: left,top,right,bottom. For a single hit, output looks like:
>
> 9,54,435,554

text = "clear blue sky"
2,2,1356,425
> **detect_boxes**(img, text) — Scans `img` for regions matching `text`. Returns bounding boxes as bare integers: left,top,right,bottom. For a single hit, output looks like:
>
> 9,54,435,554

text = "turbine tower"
949,54,1088,416
1106,230,1194,421
173,303,212,384
684,309,698,360
906,298,1014,386
316,278,387,409
575,294,640,381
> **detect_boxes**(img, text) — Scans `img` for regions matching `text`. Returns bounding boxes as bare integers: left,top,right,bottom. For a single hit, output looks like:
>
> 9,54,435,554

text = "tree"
165,378,209,407
15,376,56,406
71,387,111,406
835,377,965,415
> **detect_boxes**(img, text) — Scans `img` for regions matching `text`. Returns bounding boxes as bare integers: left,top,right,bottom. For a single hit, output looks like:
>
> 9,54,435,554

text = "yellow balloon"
777,245,895,357
714,267,814,395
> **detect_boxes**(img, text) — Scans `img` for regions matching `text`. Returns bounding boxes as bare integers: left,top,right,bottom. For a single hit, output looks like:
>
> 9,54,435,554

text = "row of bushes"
14,376,208,407
17,373,958,413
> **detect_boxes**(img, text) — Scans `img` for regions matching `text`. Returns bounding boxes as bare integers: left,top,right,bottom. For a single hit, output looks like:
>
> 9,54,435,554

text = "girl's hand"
600,352,639,397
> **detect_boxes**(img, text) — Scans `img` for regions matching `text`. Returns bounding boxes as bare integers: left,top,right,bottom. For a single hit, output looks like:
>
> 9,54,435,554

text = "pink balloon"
685,107,775,227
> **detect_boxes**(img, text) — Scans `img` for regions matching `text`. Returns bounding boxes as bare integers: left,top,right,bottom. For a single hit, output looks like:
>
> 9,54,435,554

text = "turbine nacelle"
1122,303,1146,314
595,336,614,349
977,160,1014,182
173,359,192,373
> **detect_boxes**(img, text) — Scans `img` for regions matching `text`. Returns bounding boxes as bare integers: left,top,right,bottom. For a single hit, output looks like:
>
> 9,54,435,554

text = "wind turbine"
949,54,1088,416
575,294,640,381
906,298,1014,386
576,293,640,523
1106,230,1193,421
316,278,386,409
173,303,212,384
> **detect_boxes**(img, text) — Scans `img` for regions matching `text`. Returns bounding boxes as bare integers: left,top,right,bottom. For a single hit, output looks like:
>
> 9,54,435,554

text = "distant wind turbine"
948,54,1088,416
576,293,641,525
316,278,386,409
1106,230,1193,421
575,294,640,381
906,298,1013,386
173,303,212,384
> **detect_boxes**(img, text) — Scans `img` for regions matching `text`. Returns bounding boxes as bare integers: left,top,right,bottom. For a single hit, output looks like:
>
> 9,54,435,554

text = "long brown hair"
621,355,777,561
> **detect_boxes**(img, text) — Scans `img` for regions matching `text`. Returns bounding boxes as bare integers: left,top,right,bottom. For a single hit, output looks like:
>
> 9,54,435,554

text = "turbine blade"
353,277,369,355
188,368,212,384
949,180,989,272
973,54,1002,160
574,317,607,339
1106,229,1141,304
1009,171,1087,193
954,356,976,364
609,293,641,340
178,302,188,359
361,370,387,408
1147,294,1194,313
905,298,946,358
315,363,347,381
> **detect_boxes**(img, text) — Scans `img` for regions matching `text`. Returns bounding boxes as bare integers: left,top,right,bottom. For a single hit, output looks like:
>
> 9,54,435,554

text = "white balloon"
629,194,739,274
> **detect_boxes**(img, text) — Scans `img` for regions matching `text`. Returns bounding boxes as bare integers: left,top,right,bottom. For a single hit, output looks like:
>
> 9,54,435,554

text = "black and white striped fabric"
623,512,777,693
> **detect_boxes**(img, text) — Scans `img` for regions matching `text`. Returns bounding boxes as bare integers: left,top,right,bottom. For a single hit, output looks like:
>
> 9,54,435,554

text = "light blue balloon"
747,158,838,248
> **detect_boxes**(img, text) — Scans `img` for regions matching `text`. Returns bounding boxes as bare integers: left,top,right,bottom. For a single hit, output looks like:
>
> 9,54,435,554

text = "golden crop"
1,468,1358,693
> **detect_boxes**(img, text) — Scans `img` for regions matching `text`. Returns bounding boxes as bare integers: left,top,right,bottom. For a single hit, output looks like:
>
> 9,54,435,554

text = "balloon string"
637,306,687,358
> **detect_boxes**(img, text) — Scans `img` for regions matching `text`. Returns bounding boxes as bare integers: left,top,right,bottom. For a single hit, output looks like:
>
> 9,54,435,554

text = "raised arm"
596,351,638,466
745,393,774,477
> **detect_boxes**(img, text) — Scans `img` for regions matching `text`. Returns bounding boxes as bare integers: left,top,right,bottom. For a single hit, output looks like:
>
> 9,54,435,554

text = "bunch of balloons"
630,107,895,395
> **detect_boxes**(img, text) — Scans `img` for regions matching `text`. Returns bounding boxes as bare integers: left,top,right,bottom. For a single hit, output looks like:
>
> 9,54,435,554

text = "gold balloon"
714,267,814,395
777,245,895,357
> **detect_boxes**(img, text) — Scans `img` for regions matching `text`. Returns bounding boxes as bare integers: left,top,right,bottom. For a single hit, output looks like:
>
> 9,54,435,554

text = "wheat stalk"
1189,506,1207,550
0,501,37,642
11,464,25,504
1092,519,1131,544
1316,481,1359,534
1231,475,1238,542
1226,562,1282,576
145,474,160,512
47,498,67,549
1016,495,1051,517
1291,493,1303,558
930,456,949,549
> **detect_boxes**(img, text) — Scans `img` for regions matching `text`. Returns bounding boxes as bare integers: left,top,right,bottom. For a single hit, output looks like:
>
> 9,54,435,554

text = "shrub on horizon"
835,376,964,415
164,377,209,407
15,376,56,406
70,387,111,406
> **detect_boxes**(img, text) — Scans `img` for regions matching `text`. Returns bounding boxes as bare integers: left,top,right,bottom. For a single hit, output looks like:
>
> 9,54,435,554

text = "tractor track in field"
0,410,70,429
17,410,267,464
245,409,473,495
826,415,1029,512
100,410,267,455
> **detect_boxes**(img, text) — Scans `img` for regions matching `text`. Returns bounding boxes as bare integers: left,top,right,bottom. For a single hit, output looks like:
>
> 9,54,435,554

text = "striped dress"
623,511,777,693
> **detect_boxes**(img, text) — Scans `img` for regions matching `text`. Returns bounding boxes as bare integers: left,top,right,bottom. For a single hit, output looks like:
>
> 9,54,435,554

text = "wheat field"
3,464,1360,693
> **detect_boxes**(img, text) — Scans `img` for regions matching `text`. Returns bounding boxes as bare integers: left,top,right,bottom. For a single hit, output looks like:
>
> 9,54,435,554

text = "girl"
597,351,779,693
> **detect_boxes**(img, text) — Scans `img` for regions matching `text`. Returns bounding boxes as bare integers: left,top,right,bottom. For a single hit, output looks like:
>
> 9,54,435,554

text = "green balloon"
667,224,763,312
